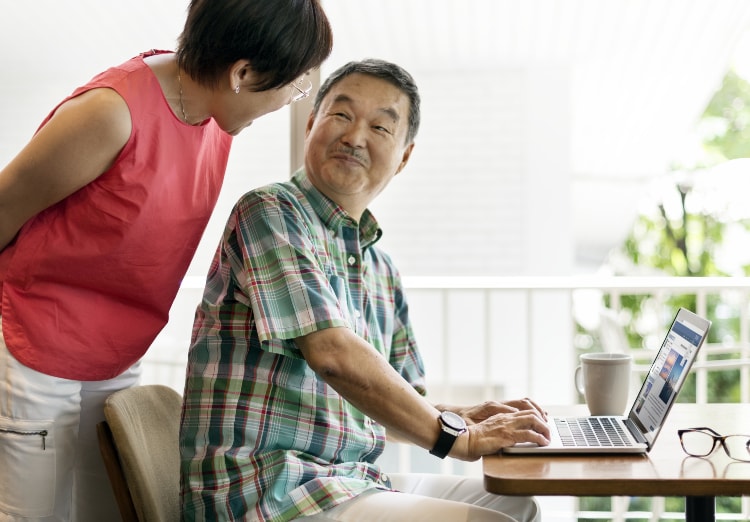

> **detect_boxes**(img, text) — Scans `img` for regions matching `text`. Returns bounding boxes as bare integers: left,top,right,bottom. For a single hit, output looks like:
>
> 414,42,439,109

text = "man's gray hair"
312,59,421,145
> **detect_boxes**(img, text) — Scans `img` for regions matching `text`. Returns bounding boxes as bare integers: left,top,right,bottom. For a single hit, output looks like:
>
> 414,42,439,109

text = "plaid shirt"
180,170,426,521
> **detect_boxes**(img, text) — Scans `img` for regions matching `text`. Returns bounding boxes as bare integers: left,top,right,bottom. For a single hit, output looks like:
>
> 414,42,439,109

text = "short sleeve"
226,187,350,355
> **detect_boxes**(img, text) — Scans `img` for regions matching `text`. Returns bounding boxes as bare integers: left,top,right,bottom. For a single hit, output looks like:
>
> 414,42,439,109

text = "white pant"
300,473,540,522
0,318,141,522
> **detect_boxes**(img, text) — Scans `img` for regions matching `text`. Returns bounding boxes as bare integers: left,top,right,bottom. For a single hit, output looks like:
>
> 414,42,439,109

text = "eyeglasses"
678,427,750,462
290,76,312,103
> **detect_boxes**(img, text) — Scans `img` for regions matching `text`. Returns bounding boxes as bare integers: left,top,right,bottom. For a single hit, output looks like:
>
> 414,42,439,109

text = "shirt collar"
291,169,383,249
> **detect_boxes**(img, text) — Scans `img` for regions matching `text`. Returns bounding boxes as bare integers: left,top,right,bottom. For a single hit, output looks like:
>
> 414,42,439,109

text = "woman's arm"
0,88,131,251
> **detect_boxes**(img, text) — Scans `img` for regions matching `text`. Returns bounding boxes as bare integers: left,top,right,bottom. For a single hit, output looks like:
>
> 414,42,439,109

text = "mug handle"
574,365,585,394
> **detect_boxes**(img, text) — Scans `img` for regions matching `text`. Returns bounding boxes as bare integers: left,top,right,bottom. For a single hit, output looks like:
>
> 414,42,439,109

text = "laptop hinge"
624,418,648,445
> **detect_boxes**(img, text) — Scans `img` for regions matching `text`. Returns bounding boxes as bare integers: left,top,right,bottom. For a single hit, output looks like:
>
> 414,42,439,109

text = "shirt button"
353,310,361,318
348,255,356,265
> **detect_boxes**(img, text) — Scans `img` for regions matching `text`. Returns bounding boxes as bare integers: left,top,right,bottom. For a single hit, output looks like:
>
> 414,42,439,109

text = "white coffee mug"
574,352,632,416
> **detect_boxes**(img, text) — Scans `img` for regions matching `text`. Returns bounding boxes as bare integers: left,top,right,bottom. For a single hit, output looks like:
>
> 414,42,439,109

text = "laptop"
503,307,711,455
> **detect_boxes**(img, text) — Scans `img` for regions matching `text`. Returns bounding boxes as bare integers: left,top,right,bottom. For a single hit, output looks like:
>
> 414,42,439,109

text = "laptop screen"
628,308,711,448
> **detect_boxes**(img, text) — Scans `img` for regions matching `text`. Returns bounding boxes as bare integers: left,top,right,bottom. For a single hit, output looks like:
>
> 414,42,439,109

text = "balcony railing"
144,276,750,521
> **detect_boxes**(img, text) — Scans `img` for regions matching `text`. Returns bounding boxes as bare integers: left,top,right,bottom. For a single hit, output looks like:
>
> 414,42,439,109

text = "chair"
97,384,182,522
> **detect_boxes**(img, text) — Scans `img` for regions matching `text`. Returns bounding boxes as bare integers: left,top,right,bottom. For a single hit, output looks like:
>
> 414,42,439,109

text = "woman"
0,1,332,520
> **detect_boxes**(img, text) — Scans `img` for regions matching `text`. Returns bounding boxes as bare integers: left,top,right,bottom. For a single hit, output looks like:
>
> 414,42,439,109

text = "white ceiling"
2,1,750,268
320,0,749,174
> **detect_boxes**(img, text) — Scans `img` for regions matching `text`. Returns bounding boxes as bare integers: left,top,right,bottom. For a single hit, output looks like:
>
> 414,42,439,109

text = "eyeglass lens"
681,429,750,461
291,77,312,102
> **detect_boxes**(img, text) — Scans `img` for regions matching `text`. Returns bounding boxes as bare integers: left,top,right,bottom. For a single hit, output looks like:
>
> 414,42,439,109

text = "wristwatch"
429,411,467,459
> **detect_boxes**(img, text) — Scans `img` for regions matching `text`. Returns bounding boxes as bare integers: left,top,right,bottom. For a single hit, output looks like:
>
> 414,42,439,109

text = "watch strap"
429,427,458,459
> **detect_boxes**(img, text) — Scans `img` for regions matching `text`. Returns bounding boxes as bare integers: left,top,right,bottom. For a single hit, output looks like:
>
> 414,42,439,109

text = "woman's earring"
234,85,240,94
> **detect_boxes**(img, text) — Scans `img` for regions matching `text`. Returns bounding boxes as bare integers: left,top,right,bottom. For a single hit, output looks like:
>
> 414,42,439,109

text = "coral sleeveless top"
0,51,232,380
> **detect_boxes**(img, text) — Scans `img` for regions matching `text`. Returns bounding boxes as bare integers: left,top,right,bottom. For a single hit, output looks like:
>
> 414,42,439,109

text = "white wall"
366,66,573,277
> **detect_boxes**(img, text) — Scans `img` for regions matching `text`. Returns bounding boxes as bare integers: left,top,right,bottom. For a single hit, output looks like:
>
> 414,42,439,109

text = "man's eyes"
329,112,393,134
372,125,393,135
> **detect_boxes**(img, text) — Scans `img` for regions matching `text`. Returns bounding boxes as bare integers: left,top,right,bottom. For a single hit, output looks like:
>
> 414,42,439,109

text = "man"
180,59,551,522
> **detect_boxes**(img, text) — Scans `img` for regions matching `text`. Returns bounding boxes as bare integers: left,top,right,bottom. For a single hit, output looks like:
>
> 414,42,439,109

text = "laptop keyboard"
555,417,633,447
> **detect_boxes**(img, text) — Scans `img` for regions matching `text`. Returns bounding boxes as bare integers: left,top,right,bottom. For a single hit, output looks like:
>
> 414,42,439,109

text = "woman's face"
208,63,308,136
211,82,294,136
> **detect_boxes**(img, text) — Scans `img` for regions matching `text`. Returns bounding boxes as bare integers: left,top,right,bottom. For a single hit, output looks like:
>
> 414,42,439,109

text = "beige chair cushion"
104,384,182,522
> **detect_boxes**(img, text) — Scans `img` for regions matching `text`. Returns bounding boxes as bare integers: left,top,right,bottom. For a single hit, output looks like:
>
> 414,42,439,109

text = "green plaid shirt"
180,170,426,521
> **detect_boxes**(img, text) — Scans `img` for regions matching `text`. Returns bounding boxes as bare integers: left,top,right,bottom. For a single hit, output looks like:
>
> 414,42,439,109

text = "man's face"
304,73,414,219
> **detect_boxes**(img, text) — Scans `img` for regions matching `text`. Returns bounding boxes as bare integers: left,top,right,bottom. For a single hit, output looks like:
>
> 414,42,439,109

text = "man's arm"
296,326,551,460
297,326,441,450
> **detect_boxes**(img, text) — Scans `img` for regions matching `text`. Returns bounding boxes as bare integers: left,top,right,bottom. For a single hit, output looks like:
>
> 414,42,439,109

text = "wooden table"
483,403,750,522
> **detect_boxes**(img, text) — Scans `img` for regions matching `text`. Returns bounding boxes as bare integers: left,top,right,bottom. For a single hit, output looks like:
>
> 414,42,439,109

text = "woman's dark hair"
177,0,333,91
313,59,421,145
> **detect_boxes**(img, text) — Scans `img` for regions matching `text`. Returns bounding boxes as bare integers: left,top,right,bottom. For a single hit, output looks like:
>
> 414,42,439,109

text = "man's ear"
305,111,316,137
394,142,415,175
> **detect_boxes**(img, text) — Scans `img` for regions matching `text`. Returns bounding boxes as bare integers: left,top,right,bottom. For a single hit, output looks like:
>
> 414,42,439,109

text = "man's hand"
466,409,550,458
441,398,551,461
448,398,548,425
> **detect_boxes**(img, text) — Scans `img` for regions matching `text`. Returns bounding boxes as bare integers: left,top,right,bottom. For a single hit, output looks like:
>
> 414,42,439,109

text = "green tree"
607,69,750,401
618,69,750,278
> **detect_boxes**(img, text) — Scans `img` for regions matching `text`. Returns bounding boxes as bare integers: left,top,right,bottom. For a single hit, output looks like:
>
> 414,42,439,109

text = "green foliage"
620,191,728,277
618,69,750,278
579,495,742,519
702,70,750,160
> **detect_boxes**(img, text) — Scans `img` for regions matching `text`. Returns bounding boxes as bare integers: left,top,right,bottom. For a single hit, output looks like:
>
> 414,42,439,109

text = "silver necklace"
177,70,188,123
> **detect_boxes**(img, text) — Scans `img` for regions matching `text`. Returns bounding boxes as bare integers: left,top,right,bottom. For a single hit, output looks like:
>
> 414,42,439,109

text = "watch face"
441,411,466,430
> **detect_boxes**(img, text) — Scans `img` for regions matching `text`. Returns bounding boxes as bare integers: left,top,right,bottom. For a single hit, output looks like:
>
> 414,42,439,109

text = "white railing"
143,276,750,521
399,276,750,405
